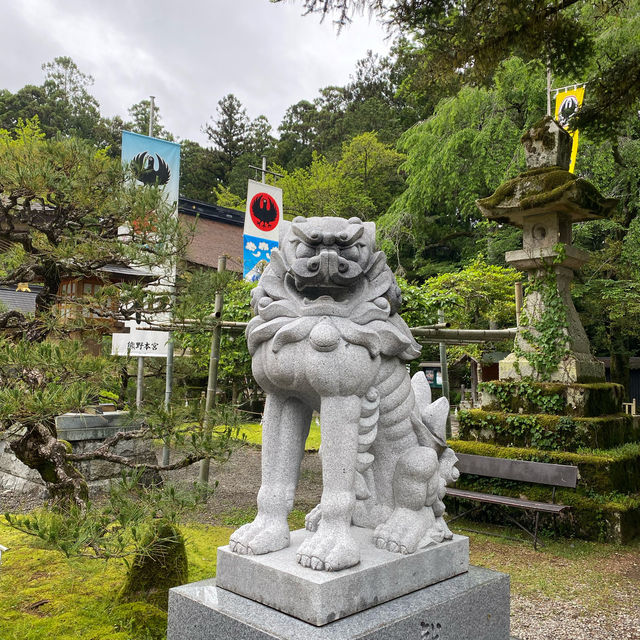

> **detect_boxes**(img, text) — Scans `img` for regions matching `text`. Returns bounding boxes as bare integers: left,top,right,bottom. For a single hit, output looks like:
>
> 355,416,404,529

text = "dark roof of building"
178,196,244,227
0,285,41,313
98,264,156,279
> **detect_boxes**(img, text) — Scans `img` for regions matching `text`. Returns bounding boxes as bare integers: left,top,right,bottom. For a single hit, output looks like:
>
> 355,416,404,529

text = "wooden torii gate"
137,317,517,476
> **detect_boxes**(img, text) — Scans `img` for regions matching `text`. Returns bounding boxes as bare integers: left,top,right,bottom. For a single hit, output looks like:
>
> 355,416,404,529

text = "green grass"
1,514,638,638
452,518,640,613
236,421,321,451
217,506,307,530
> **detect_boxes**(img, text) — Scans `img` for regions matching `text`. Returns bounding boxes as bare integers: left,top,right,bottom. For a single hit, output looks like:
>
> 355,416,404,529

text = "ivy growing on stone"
479,380,565,415
514,244,570,381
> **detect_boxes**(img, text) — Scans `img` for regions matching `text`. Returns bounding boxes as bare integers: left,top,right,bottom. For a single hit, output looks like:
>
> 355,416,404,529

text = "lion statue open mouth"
229,215,459,572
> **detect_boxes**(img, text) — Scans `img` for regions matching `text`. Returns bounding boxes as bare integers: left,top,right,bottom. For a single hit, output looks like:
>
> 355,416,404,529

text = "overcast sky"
1,0,390,145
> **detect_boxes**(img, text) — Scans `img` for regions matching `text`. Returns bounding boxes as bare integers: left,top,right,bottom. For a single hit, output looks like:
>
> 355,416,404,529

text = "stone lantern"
476,116,617,383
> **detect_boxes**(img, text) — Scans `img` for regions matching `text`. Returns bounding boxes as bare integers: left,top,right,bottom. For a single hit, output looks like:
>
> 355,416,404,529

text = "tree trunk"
610,329,630,398
10,421,89,509
36,260,61,319
118,523,188,609
118,362,131,409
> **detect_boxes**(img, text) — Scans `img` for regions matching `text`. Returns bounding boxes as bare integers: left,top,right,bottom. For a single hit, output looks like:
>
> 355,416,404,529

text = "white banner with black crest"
243,179,283,281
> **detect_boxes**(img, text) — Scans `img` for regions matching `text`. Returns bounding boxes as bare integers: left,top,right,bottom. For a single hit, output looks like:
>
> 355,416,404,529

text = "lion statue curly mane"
229,215,459,572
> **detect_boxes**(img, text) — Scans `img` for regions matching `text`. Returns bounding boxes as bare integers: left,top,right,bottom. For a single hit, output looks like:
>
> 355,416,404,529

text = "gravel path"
167,442,323,522
511,593,640,640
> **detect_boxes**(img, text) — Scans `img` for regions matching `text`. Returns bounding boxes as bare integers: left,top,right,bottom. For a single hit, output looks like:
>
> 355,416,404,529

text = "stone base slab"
499,352,605,383
55,411,129,441
216,527,468,625
168,565,510,640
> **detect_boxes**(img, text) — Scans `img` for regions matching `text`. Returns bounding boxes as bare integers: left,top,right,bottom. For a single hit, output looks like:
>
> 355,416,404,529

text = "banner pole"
546,64,552,117
199,255,227,488
438,309,451,439
148,96,155,137
136,356,144,408
135,96,156,417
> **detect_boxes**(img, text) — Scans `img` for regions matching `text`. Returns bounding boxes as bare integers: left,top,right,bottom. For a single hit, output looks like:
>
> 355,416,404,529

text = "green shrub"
479,380,625,417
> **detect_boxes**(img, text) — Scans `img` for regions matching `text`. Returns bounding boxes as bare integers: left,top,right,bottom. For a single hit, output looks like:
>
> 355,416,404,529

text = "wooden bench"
446,453,579,549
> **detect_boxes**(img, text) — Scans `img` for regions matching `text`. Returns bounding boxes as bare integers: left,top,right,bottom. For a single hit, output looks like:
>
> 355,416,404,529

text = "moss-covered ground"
0,519,229,640
1,509,638,639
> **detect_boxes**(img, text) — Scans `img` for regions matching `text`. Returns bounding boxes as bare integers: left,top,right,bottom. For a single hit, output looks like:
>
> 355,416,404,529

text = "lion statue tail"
410,371,460,487
410,371,459,540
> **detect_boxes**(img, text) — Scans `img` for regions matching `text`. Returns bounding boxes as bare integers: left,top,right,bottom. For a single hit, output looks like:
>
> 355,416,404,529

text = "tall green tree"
274,50,420,172
378,57,543,277
277,151,375,219
0,85,67,138
343,49,421,142
40,56,101,141
179,139,223,203
224,114,277,198
127,99,173,140
276,132,404,220
203,94,249,181
275,99,319,170
337,131,406,215
0,57,101,141
571,118,640,384
245,114,277,156
280,1,639,137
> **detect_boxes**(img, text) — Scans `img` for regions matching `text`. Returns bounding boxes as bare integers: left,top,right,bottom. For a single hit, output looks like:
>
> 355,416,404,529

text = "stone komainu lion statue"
230,216,459,571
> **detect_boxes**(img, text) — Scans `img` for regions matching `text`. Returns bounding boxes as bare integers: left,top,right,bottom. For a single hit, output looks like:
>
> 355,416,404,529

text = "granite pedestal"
216,527,468,625
167,565,511,640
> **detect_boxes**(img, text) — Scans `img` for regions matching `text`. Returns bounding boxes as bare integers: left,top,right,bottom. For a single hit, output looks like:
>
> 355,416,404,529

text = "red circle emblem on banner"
250,192,280,232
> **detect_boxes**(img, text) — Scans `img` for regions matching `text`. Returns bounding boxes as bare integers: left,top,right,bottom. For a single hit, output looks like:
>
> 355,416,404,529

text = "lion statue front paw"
229,516,290,556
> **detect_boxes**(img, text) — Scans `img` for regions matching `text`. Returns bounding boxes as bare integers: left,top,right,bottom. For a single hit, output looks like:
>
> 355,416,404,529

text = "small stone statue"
230,216,459,571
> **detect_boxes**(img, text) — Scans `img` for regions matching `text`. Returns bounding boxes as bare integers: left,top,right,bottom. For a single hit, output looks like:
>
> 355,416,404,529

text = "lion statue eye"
340,246,359,261
295,243,315,258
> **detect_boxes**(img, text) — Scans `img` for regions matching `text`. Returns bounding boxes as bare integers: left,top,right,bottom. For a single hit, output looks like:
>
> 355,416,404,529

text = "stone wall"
0,411,159,499
452,383,640,543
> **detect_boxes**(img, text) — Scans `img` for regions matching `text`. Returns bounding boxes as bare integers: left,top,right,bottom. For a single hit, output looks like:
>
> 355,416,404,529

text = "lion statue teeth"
229,215,459,572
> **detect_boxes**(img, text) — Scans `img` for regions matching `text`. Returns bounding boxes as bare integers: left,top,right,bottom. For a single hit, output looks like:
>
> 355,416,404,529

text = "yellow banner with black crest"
554,86,585,173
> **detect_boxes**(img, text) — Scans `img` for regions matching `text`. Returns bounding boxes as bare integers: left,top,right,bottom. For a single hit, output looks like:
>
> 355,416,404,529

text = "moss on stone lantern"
477,116,617,383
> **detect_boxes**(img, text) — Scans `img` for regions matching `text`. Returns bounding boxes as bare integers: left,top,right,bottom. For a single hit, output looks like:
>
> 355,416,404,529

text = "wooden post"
438,309,451,439
199,255,227,487
470,361,479,407
515,282,524,326
135,356,144,408
547,66,552,117
136,97,155,413
162,337,174,466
